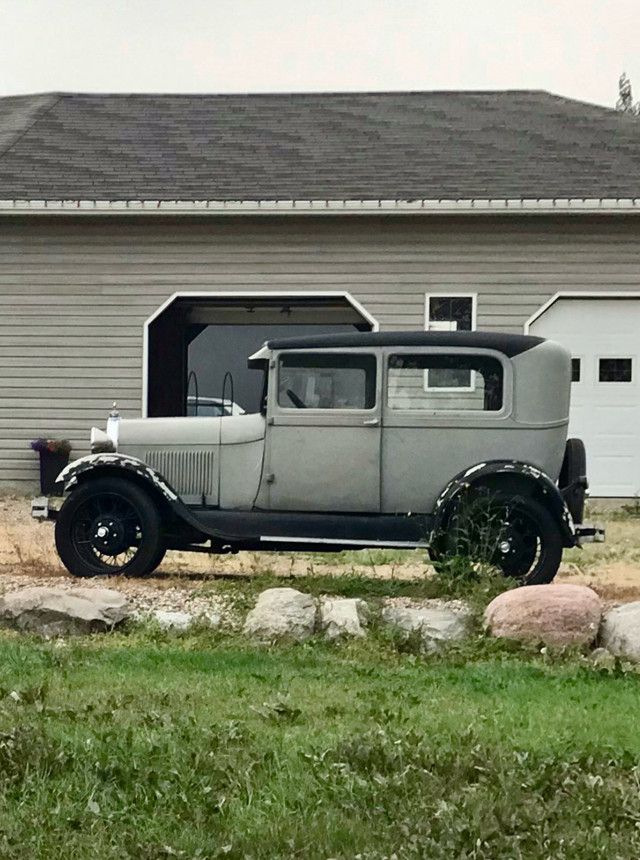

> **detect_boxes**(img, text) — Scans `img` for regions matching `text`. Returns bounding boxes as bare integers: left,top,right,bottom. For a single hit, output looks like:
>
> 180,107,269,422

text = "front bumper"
30,496,59,521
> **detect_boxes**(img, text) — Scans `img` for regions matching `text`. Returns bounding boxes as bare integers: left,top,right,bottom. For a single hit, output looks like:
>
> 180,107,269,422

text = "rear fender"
431,460,576,547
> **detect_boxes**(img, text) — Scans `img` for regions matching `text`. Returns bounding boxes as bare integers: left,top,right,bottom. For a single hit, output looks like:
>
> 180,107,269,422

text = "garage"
5,91,640,494
144,292,377,418
528,295,640,497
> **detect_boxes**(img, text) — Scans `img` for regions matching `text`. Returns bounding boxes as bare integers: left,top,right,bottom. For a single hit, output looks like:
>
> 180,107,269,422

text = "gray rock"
600,602,640,661
381,604,470,651
590,646,616,669
0,586,129,636
151,610,196,630
131,609,221,630
319,598,368,639
243,588,317,641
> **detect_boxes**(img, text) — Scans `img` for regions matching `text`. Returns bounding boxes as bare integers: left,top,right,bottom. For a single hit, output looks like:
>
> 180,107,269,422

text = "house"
1,89,640,496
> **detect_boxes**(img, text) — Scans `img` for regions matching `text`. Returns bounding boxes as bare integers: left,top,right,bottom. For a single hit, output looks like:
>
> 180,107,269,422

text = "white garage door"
529,297,640,497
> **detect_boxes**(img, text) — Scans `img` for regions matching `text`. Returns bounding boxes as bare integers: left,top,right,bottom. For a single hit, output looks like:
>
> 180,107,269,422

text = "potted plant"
30,438,72,496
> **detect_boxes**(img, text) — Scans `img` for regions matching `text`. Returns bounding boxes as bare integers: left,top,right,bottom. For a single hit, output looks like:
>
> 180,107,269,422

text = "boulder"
243,588,317,641
0,586,130,636
145,609,198,631
484,584,601,646
599,601,640,661
132,608,222,630
381,603,470,651
319,598,368,639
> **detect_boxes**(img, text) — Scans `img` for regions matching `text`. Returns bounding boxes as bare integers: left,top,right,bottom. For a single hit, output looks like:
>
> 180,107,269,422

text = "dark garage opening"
146,295,374,417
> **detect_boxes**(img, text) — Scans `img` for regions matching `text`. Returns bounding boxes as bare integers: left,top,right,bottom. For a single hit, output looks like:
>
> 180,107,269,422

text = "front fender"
57,453,219,540
58,453,179,501
431,460,576,547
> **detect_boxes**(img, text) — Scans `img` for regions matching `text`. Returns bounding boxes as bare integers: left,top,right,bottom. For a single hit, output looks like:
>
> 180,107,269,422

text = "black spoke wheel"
55,477,165,578
443,492,563,584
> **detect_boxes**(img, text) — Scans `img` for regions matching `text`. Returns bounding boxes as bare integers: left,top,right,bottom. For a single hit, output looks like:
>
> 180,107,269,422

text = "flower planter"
38,450,69,496
30,438,72,496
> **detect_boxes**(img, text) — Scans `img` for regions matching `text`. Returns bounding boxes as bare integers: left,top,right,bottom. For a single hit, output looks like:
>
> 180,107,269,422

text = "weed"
620,496,640,519
249,697,302,723
429,555,515,609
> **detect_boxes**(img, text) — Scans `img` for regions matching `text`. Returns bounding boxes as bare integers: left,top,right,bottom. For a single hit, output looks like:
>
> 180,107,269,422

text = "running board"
183,507,433,546
260,535,428,549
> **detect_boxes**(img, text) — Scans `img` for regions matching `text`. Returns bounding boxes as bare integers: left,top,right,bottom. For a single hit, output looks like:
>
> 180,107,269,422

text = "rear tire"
55,477,165,578
442,491,563,584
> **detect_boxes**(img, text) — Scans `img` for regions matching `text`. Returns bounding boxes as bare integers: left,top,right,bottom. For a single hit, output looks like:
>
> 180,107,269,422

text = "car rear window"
387,353,504,411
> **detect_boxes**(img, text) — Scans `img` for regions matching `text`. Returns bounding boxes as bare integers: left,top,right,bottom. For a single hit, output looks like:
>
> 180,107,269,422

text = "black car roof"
266,330,545,357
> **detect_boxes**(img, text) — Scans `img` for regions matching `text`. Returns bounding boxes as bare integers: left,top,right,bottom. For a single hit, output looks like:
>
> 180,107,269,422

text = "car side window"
278,353,377,410
387,353,503,411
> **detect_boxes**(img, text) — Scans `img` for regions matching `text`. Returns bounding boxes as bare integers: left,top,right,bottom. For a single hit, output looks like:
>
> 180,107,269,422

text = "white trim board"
525,292,640,332
4,198,640,216
141,290,379,417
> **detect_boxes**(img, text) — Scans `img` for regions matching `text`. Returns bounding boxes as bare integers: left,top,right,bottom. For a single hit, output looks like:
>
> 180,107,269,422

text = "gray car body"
59,331,577,550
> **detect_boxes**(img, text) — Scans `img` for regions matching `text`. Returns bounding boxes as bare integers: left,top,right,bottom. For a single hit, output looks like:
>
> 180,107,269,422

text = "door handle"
363,418,380,426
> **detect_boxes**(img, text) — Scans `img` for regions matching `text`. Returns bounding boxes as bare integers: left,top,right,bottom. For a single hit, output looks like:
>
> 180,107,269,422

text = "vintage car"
48,331,603,583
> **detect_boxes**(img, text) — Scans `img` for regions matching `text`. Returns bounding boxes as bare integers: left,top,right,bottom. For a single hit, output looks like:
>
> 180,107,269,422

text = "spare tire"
558,438,587,524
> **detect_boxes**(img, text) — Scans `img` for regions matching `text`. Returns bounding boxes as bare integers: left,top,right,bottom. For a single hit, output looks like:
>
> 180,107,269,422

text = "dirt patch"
2,495,640,606
558,561,640,604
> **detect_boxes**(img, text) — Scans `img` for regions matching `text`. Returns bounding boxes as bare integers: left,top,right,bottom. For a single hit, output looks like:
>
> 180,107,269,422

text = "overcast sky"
1,0,638,109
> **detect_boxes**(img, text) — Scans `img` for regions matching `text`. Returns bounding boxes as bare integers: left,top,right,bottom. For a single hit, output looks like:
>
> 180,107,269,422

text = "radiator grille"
145,449,217,498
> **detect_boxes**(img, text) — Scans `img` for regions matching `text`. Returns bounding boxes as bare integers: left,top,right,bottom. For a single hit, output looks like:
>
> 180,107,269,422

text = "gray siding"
2,213,640,490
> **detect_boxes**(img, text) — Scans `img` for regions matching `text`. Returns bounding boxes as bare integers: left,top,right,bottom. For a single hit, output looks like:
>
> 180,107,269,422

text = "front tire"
55,477,165,578
442,492,563,584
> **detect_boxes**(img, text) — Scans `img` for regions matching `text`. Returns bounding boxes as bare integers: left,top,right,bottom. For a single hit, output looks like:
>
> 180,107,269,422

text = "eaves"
1,198,640,215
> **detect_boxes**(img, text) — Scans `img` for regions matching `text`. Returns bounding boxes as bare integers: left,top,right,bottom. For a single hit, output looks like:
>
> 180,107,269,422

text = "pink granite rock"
484,584,602,646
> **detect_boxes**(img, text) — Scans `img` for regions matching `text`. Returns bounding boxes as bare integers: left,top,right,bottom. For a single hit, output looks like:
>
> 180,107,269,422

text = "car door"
264,349,381,512
381,347,510,513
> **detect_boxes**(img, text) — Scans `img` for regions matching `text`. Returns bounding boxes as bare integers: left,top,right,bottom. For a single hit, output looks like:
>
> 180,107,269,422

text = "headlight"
90,427,115,454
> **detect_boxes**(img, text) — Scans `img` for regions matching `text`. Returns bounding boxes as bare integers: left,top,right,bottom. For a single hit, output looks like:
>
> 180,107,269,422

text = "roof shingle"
0,90,639,201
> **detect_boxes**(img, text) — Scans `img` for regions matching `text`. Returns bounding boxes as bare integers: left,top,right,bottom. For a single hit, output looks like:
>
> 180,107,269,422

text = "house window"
388,353,503,412
599,358,633,383
278,353,376,409
425,294,476,387
571,358,581,383
426,295,476,333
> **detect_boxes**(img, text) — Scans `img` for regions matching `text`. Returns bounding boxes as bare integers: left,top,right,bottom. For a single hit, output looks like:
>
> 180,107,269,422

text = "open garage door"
145,292,376,418
529,296,640,497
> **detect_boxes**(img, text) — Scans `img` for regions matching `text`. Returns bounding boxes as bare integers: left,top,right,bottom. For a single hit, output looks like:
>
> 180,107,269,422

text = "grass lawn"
1,625,640,859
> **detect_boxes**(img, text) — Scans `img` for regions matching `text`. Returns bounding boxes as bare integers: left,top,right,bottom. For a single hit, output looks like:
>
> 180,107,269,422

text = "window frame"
597,356,635,384
383,346,511,419
571,357,582,384
274,349,380,413
424,293,478,333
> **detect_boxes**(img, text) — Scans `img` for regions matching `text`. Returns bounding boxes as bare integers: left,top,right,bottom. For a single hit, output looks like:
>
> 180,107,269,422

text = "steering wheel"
286,388,307,409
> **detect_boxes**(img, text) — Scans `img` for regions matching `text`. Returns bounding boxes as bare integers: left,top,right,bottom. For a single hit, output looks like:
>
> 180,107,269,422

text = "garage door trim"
142,290,379,418
525,291,640,333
